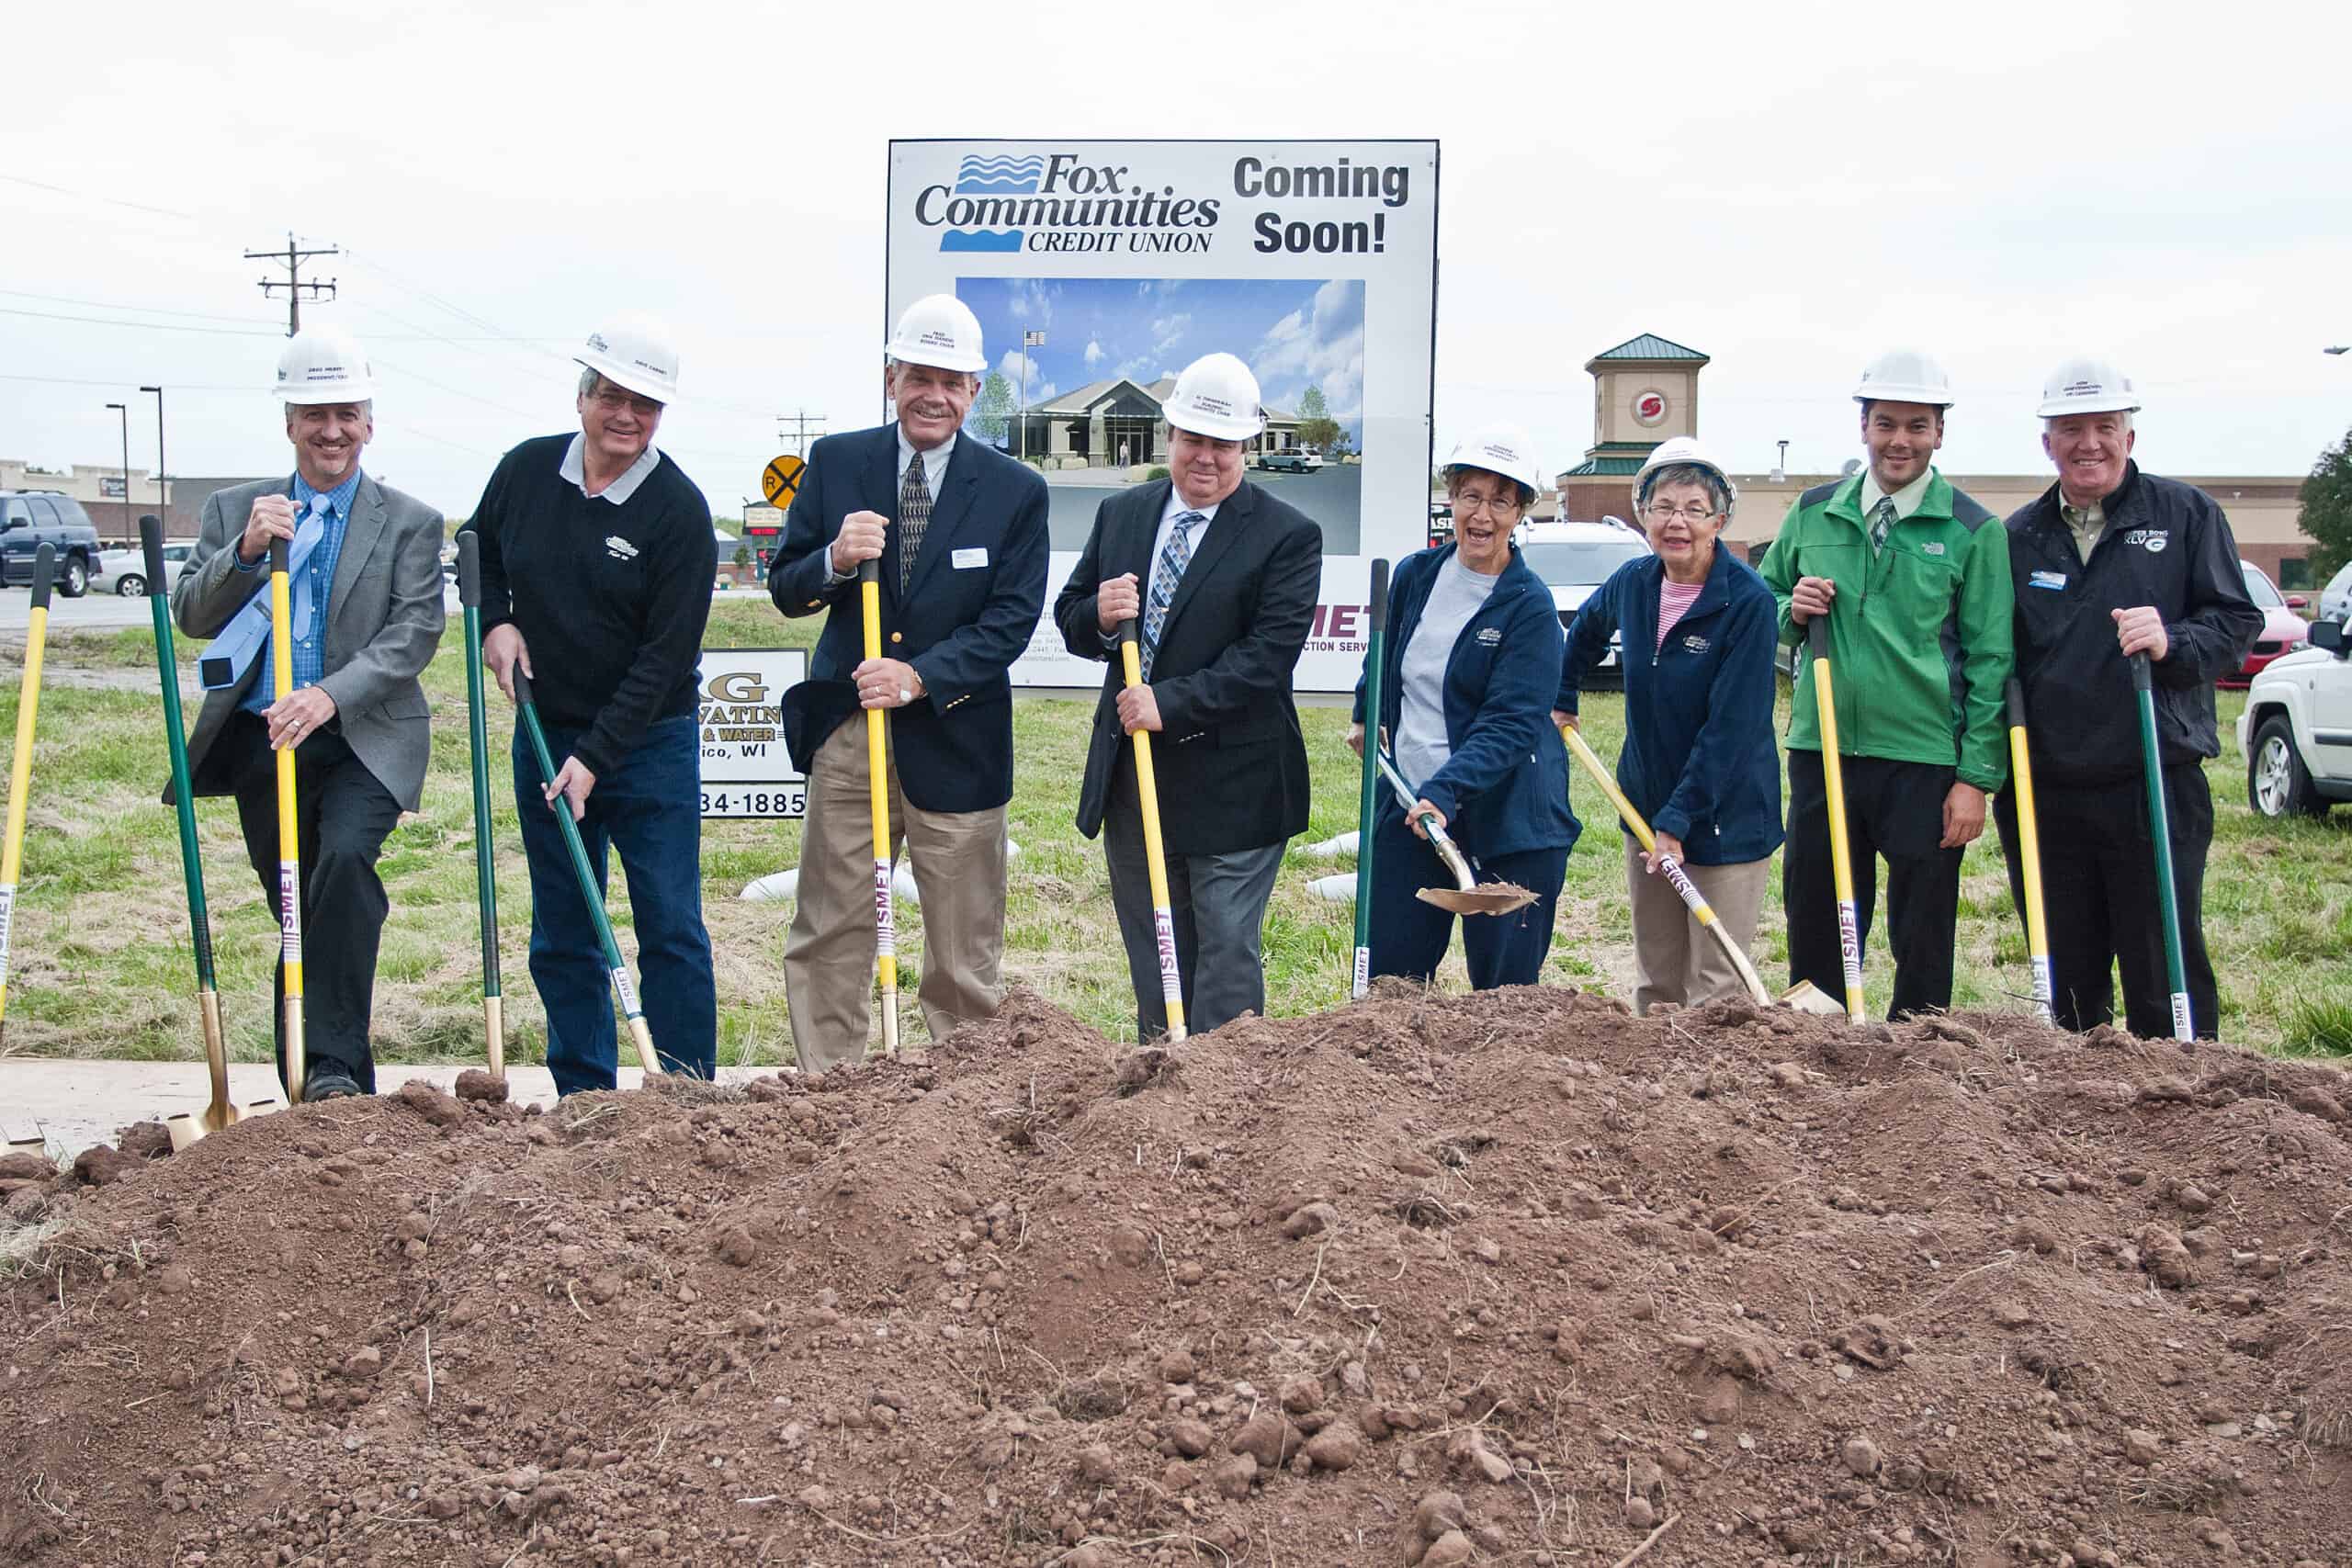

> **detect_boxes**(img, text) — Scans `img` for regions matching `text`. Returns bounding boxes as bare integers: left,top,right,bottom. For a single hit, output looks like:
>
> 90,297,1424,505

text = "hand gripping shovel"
1372,749,1536,918
268,536,309,1101
2004,678,2055,1024
1351,559,1390,999
513,669,662,1077
2132,652,2196,1041
457,534,504,1079
1115,618,1186,1041
1806,615,1866,1021
0,544,56,1044
1557,721,1775,1008
149,524,277,1149
858,557,901,1058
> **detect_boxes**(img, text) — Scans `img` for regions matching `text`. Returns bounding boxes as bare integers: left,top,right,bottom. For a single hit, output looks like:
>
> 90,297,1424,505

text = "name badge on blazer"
953,547,989,570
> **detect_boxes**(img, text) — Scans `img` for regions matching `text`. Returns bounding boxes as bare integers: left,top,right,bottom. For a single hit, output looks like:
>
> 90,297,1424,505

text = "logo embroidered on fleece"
1681,633,1711,654
1475,626,1502,646
605,535,639,561
2121,528,2168,554
1921,541,1946,557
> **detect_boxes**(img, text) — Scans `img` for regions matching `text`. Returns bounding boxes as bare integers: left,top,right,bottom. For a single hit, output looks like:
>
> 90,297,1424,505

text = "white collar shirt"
559,434,662,506
896,425,956,498
1858,466,1935,525
1149,489,1224,600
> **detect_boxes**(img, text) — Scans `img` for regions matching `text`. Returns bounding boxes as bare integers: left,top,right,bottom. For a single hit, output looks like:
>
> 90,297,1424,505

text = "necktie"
898,452,933,595
198,495,332,690
1141,511,1203,680
1868,496,1896,556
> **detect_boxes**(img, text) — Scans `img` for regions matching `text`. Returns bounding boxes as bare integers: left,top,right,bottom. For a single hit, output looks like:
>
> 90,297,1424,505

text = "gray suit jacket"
169,474,447,812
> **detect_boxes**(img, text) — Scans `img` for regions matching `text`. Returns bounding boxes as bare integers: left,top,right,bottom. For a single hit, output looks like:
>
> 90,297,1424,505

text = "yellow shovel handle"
1117,627,1185,1042
860,567,899,1056
269,541,307,1098
1806,619,1865,1022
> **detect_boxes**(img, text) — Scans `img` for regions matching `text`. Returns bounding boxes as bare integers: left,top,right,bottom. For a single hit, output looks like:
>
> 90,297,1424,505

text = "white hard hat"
1631,435,1738,515
2037,355,2140,418
576,312,680,404
1442,424,1545,499
272,327,376,403
1852,348,1954,408
884,294,987,374
1163,353,1266,442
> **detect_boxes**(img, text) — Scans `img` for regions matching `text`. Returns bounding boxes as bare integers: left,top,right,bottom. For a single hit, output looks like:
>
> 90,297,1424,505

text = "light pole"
105,402,132,546
1020,328,1045,464
140,386,167,537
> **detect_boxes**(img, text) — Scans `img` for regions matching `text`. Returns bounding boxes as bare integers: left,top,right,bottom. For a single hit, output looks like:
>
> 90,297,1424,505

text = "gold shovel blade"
1415,882,1538,918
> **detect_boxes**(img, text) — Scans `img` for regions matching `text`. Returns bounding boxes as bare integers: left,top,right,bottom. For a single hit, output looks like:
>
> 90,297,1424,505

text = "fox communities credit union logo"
940,154,1044,252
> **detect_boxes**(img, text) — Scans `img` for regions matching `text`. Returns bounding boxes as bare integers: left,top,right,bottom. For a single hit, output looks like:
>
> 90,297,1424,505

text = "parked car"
1515,518,1653,685
2318,558,2352,627
92,540,195,597
2227,559,2309,688
0,491,101,597
1259,446,1324,474
2238,611,2352,817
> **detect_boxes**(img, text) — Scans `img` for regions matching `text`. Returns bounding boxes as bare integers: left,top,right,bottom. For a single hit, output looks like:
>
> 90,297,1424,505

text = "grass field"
0,595,2346,1071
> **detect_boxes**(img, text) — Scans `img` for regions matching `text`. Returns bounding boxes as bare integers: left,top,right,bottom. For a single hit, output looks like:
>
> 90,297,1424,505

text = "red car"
2227,560,2310,688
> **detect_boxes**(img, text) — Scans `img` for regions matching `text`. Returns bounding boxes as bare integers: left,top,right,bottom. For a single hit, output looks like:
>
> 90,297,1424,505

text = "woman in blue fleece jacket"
1349,428,1577,988
1558,437,1781,1012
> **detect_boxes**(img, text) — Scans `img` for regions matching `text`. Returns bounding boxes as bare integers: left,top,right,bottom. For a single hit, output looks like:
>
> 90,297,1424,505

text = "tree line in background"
2302,424,2352,587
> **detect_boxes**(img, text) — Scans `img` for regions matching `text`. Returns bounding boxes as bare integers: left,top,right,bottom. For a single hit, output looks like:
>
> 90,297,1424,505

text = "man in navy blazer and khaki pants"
768,296,1049,1072
1055,352,1323,1040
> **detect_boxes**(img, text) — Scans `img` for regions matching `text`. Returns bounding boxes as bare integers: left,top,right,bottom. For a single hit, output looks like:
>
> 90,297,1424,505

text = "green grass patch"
0,608,2344,1066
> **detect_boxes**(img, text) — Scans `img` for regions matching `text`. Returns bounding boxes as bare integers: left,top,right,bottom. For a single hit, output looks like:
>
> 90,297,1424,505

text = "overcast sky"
6,0,2346,520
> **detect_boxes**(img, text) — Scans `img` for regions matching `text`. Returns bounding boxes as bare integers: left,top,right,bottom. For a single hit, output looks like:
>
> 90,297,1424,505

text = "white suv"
1516,518,1654,682
2239,613,2352,817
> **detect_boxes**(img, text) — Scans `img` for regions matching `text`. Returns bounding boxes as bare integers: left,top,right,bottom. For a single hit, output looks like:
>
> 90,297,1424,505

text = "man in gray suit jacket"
170,328,446,1100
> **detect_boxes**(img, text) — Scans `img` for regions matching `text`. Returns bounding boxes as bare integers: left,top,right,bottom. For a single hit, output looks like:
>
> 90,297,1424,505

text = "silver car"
90,541,194,597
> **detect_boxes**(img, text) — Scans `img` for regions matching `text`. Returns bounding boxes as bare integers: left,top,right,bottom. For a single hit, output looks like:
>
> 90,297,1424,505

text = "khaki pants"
783,718,1009,1073
1624,840,1770,1015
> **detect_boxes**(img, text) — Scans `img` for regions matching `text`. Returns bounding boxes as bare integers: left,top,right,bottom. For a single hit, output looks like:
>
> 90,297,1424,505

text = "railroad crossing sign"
760,454,806,507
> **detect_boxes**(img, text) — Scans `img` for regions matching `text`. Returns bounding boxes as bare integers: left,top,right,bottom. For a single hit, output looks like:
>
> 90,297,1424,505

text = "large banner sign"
886,139,1439,691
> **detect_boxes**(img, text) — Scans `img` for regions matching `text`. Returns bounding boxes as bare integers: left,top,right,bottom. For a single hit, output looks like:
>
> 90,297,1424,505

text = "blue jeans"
512,715,716,1093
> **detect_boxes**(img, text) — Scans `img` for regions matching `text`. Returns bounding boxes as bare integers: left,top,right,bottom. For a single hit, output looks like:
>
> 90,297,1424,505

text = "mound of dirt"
5,987,2350,1566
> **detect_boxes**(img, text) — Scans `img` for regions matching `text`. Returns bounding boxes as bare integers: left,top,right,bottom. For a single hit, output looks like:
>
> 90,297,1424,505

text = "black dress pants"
1994,763,2220,1039
215,712,403,1093
1784,750,1963,1021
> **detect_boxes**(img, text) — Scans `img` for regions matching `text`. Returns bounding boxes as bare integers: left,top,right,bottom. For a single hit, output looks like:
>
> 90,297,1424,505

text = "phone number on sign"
701,787,808,818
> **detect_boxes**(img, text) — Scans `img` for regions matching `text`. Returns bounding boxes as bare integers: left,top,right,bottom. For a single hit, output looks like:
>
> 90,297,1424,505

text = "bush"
1148,466,1170,481
732,546,751,569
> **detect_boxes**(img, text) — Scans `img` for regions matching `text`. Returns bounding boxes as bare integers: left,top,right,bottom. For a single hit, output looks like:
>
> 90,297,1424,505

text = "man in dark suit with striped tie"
1053,352,1324,1040
768,295,1050,1073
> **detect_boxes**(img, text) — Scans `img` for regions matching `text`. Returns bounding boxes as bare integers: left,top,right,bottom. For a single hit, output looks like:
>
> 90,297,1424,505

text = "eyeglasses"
1644,502,1718,525
1452,492,1524,519
589,387,662,419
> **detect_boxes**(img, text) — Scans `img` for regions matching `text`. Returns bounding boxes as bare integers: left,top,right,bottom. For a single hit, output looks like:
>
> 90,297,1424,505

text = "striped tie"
1141,511,1203,680
898,452,933,594
1868,496,1896,556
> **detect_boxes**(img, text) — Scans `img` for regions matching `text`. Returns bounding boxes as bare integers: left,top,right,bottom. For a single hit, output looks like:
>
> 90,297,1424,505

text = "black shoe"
303,1065,365,1101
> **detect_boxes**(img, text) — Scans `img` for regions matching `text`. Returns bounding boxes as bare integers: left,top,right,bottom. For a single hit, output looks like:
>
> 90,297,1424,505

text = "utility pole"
245,231,339,336
775,410,827,458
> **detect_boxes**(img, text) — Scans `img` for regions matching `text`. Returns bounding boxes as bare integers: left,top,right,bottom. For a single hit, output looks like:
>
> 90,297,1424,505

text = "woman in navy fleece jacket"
1350,429,1577,988
1557,438,1781,1013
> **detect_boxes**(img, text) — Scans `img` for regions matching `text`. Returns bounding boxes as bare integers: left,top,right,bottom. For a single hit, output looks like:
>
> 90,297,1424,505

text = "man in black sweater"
469,314,719,1092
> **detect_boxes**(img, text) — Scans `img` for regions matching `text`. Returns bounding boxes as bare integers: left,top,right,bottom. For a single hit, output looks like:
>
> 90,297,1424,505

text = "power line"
245,231,340,336
0,288,272,325
0,306,277,336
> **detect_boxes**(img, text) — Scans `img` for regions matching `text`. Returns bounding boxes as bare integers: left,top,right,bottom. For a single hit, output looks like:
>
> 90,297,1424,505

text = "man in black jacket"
1054,352,1322,1040
1996,357,2261,1038
768,295,1049,1073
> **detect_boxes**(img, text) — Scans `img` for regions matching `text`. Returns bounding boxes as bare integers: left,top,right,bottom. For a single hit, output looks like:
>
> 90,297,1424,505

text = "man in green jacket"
1758,350,2013,1020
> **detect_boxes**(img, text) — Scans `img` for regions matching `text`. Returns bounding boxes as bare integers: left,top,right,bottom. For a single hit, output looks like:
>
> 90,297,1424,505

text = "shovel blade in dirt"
1778,980,1848,1017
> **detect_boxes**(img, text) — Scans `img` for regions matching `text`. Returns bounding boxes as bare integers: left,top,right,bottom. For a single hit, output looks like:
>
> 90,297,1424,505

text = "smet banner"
886,139,1439,692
